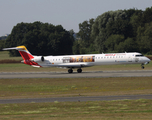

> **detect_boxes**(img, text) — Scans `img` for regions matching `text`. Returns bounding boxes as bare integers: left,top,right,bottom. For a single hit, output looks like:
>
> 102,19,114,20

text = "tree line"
2,22,74,56
75,7,152,55
1,7,152,56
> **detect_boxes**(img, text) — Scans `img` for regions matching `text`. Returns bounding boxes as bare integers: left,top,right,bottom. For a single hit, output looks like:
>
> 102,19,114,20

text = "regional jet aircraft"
3,46,151,73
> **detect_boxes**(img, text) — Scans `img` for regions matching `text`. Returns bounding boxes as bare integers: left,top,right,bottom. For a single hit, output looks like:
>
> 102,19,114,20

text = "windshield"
135,54,144,57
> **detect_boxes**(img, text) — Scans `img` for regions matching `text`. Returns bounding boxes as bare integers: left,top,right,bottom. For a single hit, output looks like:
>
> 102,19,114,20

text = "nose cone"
144,57,151,64
146,56,151,62
147,58,151,62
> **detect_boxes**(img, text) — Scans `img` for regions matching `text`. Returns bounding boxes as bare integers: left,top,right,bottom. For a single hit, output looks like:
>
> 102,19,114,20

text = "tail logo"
3,45,41,67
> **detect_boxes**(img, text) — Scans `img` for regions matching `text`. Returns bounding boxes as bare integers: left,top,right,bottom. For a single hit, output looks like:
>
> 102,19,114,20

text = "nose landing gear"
141,63,145,69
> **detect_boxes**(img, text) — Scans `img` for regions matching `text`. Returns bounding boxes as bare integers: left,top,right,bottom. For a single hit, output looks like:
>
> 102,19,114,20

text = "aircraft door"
134,58,140,63
63,57,71,63
139,58,143,62
128,56,132,62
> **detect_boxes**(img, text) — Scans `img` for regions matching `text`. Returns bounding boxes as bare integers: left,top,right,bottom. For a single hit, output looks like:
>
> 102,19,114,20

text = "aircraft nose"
148,58,151,62
144,57,151,64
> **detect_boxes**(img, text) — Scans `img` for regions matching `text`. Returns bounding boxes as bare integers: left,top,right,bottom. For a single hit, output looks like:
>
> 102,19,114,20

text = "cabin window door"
128,56,132,62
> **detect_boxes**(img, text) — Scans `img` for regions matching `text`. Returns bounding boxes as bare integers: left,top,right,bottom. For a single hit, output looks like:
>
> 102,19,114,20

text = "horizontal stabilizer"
3,47,24,51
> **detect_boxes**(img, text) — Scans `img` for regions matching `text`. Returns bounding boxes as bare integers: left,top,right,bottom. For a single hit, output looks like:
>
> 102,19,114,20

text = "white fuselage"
3,46,151,73
34,52,150,68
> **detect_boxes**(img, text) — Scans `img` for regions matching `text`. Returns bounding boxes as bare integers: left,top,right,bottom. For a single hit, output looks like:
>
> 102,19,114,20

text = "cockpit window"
135,55,144,57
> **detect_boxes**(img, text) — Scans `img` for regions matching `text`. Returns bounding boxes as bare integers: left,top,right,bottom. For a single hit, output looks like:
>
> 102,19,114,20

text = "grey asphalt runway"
0,70,152,78
0,70,152,104
0,94,152,104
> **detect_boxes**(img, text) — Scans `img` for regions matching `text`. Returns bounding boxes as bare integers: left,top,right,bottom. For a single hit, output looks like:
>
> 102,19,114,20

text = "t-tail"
3,46,41,67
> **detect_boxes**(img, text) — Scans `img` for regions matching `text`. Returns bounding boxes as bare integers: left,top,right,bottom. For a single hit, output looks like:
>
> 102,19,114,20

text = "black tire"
77,68,82,73
141,66,145,69
68,69,73,73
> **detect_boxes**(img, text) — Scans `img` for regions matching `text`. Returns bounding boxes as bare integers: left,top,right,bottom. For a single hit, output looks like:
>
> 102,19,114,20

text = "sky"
0,0,152,36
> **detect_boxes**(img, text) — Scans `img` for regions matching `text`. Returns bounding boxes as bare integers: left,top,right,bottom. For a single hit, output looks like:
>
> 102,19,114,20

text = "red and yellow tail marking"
16,46,41,67
16,46,34,60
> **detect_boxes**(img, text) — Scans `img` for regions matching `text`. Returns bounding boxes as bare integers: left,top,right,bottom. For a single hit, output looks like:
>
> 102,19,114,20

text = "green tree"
142,7,152,24
78,19,94,46
5,22,74,56
0,40,5,51
76,19,95,54
72,40,80,54
92,10,128,53
104,34,124,52
137,22,152,54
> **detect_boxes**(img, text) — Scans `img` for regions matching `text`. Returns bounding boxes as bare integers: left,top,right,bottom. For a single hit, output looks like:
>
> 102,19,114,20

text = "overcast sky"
0,0,152,36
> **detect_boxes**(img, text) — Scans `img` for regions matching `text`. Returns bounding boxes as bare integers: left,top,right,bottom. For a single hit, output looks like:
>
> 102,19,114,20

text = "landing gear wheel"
77,68,82,73
141,63,145,69
68,69,73,73
141,66,145,69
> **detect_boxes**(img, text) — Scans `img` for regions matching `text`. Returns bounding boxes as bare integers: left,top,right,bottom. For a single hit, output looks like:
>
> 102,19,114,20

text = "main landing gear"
141,63,145,69
68,69,73,73
68,68,82,73
77,68,82,73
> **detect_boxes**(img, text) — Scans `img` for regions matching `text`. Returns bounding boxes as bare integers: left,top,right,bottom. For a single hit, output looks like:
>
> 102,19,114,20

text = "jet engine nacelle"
31,56,44,62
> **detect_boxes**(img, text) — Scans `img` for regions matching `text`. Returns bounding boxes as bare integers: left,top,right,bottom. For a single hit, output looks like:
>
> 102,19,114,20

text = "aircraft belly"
57,62,94,68
95,60,129,65
37,62,94,68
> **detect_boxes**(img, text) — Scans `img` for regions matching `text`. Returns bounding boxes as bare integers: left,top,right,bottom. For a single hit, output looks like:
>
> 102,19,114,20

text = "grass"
0,51,22,60
0,99,152,120
0,77,152,99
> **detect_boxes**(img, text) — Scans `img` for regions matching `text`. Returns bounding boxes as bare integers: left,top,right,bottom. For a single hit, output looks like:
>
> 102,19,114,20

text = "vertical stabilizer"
3,46,41,67
16,46,34,60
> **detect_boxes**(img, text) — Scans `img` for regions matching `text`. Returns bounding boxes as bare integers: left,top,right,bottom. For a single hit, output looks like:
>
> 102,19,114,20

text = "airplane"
3,45,151,73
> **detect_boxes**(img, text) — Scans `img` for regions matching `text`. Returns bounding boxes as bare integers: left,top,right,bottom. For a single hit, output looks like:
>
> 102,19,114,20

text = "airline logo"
16,46,41,67
105,54,116,56
105,54,126,56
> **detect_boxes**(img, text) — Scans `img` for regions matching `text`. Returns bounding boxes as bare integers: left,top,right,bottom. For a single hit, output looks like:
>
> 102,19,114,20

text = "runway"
0,70,152,78
0,94,152,104
0,70,152,104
